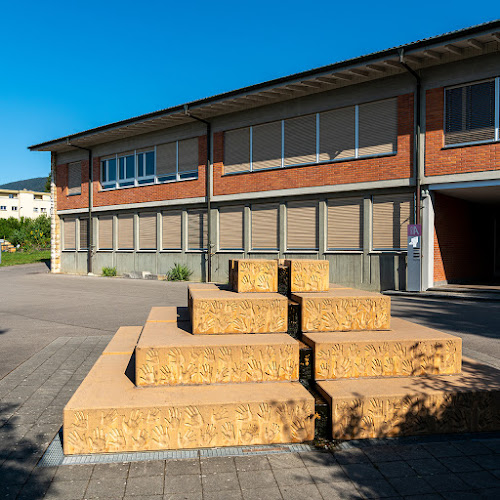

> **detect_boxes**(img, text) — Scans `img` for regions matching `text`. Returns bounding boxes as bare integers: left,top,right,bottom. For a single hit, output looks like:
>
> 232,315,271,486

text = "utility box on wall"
407,224,421,292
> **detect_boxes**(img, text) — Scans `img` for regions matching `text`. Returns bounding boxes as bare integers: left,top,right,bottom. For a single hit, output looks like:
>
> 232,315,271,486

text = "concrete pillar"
421,189,434,290
362,196,372,285
50,152,61,273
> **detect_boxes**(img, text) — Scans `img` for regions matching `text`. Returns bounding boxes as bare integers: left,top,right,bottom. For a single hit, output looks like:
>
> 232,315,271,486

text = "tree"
45,173,51,193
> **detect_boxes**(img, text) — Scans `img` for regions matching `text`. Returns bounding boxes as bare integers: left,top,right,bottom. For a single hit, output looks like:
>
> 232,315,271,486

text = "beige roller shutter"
139,213,157,250
79,218,88,250
327,198,363,250
287,201,318,250
252,121,282,170
162,211,182,250
178,138,199,173
373,194,413,250
156,142,177,176
319,106,356,161
63,218,76,250
251,203,279,250
284,114,316,166
219,207,244,250
99,216,113,250
358,98,398,157
68,162,82,195
188,210,207,250
224,128,250,174
118,215,134,250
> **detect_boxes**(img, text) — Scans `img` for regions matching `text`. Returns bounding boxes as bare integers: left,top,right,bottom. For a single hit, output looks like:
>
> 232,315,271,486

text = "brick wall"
213,94,414,196
425,87,500,177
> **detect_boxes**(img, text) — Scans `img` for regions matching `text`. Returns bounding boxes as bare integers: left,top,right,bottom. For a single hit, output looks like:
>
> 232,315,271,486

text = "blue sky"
0,1,497,184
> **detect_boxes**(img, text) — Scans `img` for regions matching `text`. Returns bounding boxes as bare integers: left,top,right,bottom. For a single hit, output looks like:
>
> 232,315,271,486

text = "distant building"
0,189,51,220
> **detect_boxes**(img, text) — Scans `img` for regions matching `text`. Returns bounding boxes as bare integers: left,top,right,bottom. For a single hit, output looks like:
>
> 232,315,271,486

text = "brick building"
29,21,500,290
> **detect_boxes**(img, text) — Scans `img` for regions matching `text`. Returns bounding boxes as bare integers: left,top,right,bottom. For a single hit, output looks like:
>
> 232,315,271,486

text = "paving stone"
163,494,202,500
299,451,337,467
237,469,277,490
123,496,163,500
459,470,500,489
334,448,371,464
342,462,385,481
402,495,442,500
422,442,465,458
125,475,164,496
442,455,484,473
376,461,417,478
164,474,202,494
451,441,494,456
423,473,472,493
363,446,405,463
406,458,449,475
272,467,314,486
390,446,434,461
315,480,360,499
129,460,165,477
308,465,350,483
85,477,127,498
91,462,130,480
278,484,323,500
241,486,283,500
202,471,240,491
45,478,88,499
267,453,305,469
202,490,243,500
165,459,201,476
200,457,236,474
440,491,483,500
234,455,270,472
388,476,435,496
54,464,94,481
469,454,500,470
355,478,399,499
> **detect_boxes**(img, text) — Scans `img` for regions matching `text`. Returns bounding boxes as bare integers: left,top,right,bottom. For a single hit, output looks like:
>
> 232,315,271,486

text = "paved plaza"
1,264,500,499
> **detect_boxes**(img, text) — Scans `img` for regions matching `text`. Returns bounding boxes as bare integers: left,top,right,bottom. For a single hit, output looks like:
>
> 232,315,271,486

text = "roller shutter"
188,210,207,250
63,218,76,250
284,114,316,166
224,128,251,174
372,194,413,250
139,213,157,250
118,215,134,250
252,121,282,170
319,106,356,161
68,162,82,195
79,218,88,250
251,203,279,250
178,138,199,173
219,206,244,250
98,216,113,250
327,198,363,250
156,142,177,176
162,211,182,250
287,201,318,250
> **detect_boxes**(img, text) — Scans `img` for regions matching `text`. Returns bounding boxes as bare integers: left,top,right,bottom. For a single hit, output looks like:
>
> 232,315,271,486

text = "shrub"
167,263,192,281
0,215,50,251
102,266,117,277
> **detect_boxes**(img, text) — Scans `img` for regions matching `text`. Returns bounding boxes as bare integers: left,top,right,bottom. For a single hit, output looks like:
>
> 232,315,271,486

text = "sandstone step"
63,352,315,455
103,326,142,356
189,288,288,334
187,283,220,314
316,357,500,440
285,259,329,293
229,259,278,293
147,306,189,323
292,285,390,332
303,318,462,380
135,322,299,386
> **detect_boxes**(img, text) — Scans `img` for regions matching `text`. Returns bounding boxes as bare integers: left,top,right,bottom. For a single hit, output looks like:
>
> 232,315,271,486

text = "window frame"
443,77,500,148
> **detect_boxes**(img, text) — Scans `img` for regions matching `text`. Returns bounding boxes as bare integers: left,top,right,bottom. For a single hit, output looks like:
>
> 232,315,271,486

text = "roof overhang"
29,20,500,154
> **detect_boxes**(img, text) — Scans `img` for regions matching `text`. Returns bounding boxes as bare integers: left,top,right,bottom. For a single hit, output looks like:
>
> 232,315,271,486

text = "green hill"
0,177,48,192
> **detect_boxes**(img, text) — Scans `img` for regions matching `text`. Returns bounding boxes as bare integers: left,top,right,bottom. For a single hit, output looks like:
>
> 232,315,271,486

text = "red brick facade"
425,87,500,177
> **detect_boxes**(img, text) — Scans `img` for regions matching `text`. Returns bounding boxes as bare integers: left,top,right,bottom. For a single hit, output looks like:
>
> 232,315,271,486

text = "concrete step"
316,357,500,440
292,285,391,333
135,321,299,386
63,353,315,455
146,306,189,324
189,287,288,334
229,259,278,293
103,326,142,356
303,318,462,380
285,259,330,292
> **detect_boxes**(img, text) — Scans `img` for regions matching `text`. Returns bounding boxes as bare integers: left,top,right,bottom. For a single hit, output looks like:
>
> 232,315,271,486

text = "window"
118,153,135,187
117,215,134,250
327,198,363,250
0,206,6,211
156,138,199,183
41,207,47,213
98,216,113,250
372,194,413,250
445,79,499,146
8,194,15,199
33,207,38,213
12,206,17,211
139,213,157,250
223,98,398,175
68,162,82,195
63,219,76,250
137,150,155,184
100,150,155,189
219,206,244,250
162,211,182,250
187,209,207,250
286,201,318,250
101,157,117,189
79,218,88,250
251,203,279,250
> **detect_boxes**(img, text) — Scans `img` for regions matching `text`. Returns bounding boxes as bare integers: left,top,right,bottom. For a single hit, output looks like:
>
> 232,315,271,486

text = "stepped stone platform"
102,326,142,356
292,285,391,332
189,289,287,334
136,317,299,386
317,358,500,440
229,259,278,293
285,259,329,292
303,318,462,380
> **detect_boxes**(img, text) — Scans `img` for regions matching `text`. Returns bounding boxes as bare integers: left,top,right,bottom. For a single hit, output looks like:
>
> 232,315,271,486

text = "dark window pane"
126,155,135,178
101,161,107,182
119,157,125,179
445,87,463,133
467,81,495,130
108,159,117,181
137,154,144,177
157,174,176,183
145,151,155,176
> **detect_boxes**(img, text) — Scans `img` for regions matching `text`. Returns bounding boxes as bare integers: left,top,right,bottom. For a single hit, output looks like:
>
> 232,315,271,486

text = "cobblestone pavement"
1,335,499,499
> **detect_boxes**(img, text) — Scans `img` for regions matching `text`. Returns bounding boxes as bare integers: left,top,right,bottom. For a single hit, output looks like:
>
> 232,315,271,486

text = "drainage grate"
38,430,314,467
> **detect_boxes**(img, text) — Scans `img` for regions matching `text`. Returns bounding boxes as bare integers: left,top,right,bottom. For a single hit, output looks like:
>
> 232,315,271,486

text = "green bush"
0,215,50,250
102,266,117,277
167,263,192,281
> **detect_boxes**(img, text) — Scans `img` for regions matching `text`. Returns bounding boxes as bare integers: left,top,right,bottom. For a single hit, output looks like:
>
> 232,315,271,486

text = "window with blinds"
445,80,496,145
187,210,207,250
79,218,88,250
327,198,363,250
251,203,279,250
286,201,318,250
358,98,397,157
68,162,82,195
139,213,157,250
284,114,317,166
319,106,356,161
372,194,413,250
219,206,244,250
98,216,113,250
156,142,177,181
224,128,250,174
178,138,199,179
63,218,76,250
252,121,282,170
162,211,182,250
117,215,134,250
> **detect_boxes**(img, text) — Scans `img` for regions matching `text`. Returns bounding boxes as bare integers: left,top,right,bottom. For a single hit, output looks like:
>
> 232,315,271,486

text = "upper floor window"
445,78,499,146
41,207,47,213
33,207,38,212
8,194,15,199
12,206,17,211
68,162,82,195
0,206,6,210
223,97,398,175
157,138,199,183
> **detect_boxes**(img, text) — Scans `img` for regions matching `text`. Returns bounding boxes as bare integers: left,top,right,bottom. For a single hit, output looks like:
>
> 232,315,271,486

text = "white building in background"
0,189,51,220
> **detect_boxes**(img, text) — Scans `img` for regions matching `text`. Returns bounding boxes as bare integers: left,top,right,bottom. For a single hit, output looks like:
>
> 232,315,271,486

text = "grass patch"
102,266,117,277
0,250,50,267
